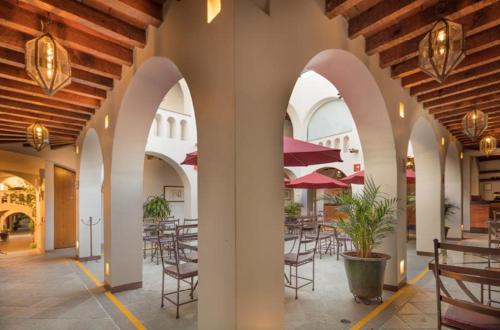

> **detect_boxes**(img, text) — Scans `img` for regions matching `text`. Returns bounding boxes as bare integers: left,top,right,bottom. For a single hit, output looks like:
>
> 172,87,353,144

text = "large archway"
444,142,462,240
409,117,443,254
300,49,402,286
78,128,104,261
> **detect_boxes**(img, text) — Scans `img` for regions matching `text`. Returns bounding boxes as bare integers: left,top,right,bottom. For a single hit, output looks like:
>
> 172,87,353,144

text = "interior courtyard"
0,1,499,329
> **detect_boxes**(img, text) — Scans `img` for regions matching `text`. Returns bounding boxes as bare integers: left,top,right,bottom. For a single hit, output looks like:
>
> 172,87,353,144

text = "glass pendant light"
462,109,487,141
480,135,497,157
25,21,71,96
26,122,50,151
418,19,465,83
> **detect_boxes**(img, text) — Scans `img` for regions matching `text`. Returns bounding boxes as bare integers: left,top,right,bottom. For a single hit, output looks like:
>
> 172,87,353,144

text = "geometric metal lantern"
480,135,497,157
26,122,50,151
418,19,465,83
25,33,71,96
462,109,488,141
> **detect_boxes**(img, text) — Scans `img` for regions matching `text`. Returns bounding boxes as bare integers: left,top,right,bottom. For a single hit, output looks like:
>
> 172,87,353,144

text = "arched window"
307,100,353,141
326,140,331,147
180,120,188,140
334,138,340,149
167,117,176,139
155,114,162,136
343,136,350,152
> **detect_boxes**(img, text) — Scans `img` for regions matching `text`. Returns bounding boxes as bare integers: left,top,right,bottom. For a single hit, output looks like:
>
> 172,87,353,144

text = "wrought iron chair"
332,225,353,261
143,218,158,259
432,239,500,329
284,223,321,299
158,231,198,319
176,224,198,263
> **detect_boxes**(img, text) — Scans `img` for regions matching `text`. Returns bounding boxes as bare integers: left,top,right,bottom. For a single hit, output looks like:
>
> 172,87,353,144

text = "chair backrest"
176,223,198,241
296,223,321,261
490,212,500,248
157,232,180,273
432,239,500,328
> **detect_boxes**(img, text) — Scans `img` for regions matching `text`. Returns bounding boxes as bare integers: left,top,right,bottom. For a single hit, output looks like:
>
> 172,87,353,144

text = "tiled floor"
0,234,494,329
0,233,35,254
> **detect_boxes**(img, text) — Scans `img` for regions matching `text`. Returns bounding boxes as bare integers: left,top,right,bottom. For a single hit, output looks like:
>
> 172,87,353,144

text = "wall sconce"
105,262,110,276
104,115,109,129
207,0,221,23
399,102,405,118
441,137,445,146
76,240,79,249
75,145,79,155
460,151,464,159
400,259,405,275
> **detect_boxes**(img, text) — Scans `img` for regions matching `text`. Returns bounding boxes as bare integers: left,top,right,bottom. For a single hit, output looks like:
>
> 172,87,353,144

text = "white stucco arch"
78,128,104,260
107,57,183,288
410,117,443,254
302,49,402,285
444,142,462,239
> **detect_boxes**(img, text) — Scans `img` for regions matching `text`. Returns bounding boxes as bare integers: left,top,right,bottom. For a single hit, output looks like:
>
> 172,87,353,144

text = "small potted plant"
0,225,10,242
284,202,302,220
143,195,171,224
326,178,397,304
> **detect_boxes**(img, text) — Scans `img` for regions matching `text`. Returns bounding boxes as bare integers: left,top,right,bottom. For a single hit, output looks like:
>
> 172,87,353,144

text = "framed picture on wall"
164,186,184,202
484,183,492,191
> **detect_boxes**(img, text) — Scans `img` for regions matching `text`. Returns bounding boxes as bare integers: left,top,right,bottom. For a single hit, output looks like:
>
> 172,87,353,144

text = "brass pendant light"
25,20,71,96
418,18,465,83
462,109,488,141
26,122,50,151
480,135,497,157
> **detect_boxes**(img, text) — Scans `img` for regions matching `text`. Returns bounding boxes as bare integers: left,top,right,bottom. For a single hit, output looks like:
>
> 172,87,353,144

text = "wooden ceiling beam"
392,25,500,78
348,0,431,39
0,1,132,66
81,0,163,27
0,107,86,127
410,55,500,95
0,97,91,121
435,101,500,120
0,123,78,137
0,114,82,132
0,90,94,115
49,143,74,150
0,63,106,99
365,0,497,55
380,2,500,68
424,84,500,109
0,77,100,108
428,94,500,114
18,0,146,48
325,0,367,18
418,72,500,102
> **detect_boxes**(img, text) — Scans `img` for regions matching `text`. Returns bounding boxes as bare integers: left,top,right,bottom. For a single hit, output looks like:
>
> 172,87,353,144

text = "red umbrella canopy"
340,170,416,184
286,171,348,189
181,136,343,166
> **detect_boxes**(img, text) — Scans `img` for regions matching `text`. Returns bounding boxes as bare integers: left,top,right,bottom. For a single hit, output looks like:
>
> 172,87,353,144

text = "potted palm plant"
325,178,397,304
143,195,171,223
284,202,302,220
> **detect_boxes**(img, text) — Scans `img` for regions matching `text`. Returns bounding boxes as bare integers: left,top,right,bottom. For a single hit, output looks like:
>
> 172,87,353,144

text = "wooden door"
54,166,76,249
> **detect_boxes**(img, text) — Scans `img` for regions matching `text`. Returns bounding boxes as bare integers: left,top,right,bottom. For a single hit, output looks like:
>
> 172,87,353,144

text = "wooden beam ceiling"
327,0,500,151
0,0,165,149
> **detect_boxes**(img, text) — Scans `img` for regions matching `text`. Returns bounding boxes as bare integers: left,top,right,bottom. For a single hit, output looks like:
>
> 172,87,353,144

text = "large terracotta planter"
342,251,390,303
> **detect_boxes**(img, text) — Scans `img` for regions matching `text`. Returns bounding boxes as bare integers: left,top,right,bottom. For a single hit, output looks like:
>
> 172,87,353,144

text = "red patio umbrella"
181,136,343,166
286,171,348,216
340,170,416,184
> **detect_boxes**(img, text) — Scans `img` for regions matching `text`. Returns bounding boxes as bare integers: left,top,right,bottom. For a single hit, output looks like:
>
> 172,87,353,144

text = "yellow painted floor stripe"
75,261,147,330
350,268,430,330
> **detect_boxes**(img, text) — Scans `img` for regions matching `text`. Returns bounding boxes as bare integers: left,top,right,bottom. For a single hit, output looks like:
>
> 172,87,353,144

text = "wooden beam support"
0,90,94,114
0,63,106,99
392,25,500,78
410,56,500,95
325,0,366,18
418,72,500,102
380,2,500,68
0,107,86,127
0,77,100,108
0,123,78,137
365,0,497,55
428,94,500,114
0,114,82,133
82,0,163,27
348,0,430,39
436,100,500,120
19,0,146,48
0,97,91,121
0,1,133,66
424,84,500,109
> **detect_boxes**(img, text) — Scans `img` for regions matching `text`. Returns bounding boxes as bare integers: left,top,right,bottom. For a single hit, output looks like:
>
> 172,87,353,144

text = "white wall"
444,143,462,239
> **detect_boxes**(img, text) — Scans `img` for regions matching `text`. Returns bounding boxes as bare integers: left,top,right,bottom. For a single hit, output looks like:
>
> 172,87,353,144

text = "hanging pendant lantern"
480,135,497,157
26,122,50,151
418,19,465,83
462,109,488,141
25,22,71,96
